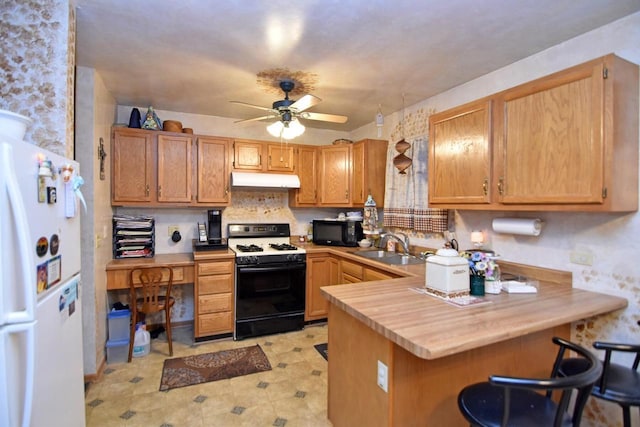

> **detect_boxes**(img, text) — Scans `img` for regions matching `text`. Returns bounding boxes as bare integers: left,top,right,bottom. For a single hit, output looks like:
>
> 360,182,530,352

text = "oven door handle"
237,264,306,274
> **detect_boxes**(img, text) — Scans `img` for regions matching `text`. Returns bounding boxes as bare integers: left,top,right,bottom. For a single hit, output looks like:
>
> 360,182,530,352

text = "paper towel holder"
491,217,544,236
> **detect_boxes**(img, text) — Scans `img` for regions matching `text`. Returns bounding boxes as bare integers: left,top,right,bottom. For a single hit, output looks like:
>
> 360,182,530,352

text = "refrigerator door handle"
1,143,36,323
0,322,36,427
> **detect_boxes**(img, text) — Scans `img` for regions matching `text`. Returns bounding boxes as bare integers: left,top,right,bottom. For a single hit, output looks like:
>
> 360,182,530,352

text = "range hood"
231,171,301,189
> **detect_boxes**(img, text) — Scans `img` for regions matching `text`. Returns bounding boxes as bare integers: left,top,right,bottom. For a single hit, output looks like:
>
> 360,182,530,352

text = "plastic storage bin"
106,339,129,364
108,309,130,341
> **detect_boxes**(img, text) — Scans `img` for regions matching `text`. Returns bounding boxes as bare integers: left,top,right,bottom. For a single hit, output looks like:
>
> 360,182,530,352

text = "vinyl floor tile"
86,324,331,427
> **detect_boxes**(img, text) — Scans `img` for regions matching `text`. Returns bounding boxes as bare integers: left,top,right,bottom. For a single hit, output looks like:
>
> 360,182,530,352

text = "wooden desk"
106,253,195,290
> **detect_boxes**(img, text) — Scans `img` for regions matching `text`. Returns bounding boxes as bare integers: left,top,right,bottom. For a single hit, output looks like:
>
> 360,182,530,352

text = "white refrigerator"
0,129,85,426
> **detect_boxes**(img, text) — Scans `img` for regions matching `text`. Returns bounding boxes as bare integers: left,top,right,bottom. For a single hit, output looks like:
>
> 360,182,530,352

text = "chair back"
129,267,173,314
491,337,602,426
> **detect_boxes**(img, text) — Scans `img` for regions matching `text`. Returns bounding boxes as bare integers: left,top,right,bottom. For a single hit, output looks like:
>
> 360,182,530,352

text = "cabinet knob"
158,186,162,197
483,179,488,195
498,177,504,195
145,184,150,197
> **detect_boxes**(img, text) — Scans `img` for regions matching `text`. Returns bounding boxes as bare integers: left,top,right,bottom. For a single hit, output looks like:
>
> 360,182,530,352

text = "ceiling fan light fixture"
267,118,305,140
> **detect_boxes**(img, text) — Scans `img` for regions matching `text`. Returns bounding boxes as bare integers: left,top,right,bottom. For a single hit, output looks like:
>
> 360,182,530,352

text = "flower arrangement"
462,251,499,280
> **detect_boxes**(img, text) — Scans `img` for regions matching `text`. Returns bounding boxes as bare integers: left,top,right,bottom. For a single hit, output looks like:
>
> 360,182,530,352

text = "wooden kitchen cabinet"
112,128,154,203
112,128,231,207
232,139,263,171
196,137,230,204
267,143,295,172
351,139,388,207
428,54,638,212
428,100,492,205
305,253,339,321
319,145,352,206
289,145,318,207
318,140,387,207
340,259,364,283
194,256,235,338
157,134,192,203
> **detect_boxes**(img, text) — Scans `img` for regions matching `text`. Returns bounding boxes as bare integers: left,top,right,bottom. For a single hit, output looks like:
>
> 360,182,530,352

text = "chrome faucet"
378,231,410,254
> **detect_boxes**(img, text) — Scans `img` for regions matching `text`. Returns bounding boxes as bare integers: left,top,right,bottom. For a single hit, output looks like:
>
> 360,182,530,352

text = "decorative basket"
162,120,182,133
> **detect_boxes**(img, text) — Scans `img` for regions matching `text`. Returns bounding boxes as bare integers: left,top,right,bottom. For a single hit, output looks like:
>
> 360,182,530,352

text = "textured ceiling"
75,0,640,132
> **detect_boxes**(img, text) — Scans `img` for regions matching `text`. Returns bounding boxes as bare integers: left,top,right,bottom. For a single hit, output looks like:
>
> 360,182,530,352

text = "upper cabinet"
428,54,638,212
317,139,387,207
289,145,318,207
196,136,230,205
319,144,352,206
232,139,295,173
112,128,154,203
232,139,263,171
111,128,230,207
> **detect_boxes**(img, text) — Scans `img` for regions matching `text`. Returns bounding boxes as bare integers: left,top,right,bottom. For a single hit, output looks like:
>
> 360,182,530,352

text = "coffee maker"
193,209,228,251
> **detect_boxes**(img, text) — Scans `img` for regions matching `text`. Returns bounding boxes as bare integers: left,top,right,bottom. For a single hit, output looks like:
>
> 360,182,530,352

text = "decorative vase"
128,108,141,128
470,275,485,296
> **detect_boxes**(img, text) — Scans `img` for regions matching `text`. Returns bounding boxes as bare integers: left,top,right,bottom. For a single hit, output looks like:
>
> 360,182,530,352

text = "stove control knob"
286,254,300,262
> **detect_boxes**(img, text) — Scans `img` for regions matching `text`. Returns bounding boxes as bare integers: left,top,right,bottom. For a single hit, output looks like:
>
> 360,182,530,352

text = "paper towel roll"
492,218,542,236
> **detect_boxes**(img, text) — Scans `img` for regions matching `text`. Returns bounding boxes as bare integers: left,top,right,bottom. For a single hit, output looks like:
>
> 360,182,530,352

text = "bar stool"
127,266,174,362
458,336,602,426
559,321,640,427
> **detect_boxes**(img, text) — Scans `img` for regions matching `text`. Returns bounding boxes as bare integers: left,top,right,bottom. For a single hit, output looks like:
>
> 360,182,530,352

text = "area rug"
159,344,271,391
314,343,328,361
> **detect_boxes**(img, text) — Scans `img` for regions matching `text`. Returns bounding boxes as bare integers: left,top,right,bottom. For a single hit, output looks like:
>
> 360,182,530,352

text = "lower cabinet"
306,254,339,321
306,252,404,322
194,255,235,338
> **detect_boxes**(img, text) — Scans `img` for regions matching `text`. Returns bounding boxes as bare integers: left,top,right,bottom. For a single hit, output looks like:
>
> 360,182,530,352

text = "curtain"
383,109,448,233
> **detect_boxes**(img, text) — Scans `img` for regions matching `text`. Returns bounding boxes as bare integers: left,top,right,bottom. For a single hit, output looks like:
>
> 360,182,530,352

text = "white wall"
76,66,117,375
350,12,640,426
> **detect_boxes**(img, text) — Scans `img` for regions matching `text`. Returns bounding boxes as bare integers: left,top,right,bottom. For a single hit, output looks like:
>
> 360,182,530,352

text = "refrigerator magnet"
36,236,48,257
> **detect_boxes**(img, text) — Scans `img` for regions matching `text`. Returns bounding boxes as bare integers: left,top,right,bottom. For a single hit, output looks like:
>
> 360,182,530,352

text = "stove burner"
270,243,298,251
236,244,264,252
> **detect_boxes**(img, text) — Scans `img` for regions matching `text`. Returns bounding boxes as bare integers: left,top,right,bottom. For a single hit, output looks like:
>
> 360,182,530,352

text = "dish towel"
383,109,448,233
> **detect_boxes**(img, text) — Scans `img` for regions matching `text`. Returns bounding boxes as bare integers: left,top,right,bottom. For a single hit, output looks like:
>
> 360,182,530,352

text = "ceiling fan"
231,79,348,138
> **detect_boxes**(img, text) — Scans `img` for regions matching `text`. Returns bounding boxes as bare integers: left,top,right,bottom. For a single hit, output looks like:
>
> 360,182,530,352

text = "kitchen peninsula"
321,266,627,426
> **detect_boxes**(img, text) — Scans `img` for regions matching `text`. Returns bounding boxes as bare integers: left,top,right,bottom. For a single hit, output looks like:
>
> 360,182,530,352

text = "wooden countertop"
321,276,627,360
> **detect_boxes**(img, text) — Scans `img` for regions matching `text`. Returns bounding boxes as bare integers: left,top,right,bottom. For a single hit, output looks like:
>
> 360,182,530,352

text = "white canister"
425,248,470,297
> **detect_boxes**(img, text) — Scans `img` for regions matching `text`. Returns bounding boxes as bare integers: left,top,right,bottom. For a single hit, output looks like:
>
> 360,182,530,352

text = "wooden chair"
457,336,602,427
127,267,174,362
559,321,640,427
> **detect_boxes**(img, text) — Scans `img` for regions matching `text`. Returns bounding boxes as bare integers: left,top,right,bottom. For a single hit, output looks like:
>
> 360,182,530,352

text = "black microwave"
312,219,363,247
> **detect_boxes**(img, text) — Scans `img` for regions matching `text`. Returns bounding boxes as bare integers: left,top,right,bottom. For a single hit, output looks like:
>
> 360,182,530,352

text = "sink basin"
351,250,395,259
350,250,426,266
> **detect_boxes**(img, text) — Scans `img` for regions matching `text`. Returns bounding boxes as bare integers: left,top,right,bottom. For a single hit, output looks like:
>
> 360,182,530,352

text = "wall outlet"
168,225,179,237
570,250,593,266
377,360,388,393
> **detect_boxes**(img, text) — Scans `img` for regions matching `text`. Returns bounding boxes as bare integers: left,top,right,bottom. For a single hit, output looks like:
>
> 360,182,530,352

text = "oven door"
235,262,306,322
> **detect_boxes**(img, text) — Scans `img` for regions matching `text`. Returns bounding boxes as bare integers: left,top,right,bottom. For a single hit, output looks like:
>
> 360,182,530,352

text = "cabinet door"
306,255,338,321
428,100,492,204
351,142,366,205
319,145,351,206
233,140,263,170
112,129,154,203
290,145,318,206
196,137,230,204
267,143,295,172
497,63,604,204
157,134,192,203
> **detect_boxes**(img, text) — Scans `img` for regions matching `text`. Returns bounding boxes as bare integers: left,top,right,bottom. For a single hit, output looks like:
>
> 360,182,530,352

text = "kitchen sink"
350,250,426,266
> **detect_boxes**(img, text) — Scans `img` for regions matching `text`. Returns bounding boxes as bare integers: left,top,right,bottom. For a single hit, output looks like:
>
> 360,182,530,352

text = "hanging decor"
393,94,412,174
375,104,384,138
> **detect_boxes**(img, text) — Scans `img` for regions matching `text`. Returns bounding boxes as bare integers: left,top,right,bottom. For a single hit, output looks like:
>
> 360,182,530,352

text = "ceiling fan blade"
303,112,348,124
234,115,275,124
290,94,321,112
230,101,273,112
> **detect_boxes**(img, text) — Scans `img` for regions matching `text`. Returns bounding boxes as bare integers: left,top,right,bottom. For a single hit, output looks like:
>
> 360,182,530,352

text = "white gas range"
227,223,306,340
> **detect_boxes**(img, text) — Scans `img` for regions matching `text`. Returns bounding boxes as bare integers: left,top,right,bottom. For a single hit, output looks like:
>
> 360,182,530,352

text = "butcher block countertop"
321,275,627,360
